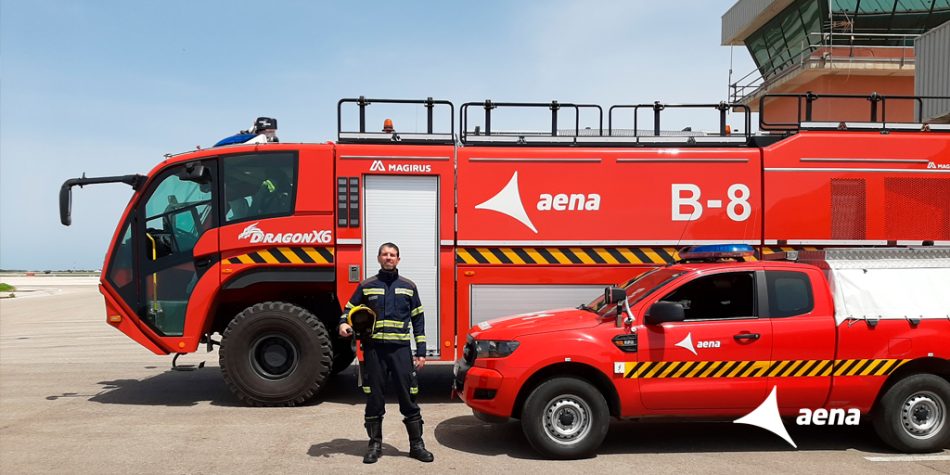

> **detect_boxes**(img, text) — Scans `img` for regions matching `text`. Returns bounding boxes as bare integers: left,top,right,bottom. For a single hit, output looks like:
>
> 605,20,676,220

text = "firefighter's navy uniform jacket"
342,268,425,420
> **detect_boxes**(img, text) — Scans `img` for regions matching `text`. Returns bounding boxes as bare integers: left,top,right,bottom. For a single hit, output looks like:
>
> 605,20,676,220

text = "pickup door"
763,267,836,410
638,269,772,410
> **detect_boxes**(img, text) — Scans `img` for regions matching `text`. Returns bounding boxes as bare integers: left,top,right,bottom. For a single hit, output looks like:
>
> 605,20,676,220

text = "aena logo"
238,222,331,244
475,172,600,233
734,386,861,448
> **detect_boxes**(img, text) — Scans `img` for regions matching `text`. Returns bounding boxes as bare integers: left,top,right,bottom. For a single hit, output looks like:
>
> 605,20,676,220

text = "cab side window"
223,152,297,223
659,271,756,320
766,271,813,318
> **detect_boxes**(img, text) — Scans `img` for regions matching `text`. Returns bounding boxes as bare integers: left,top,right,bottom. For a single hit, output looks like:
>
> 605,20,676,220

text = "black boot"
363,419,382,464
404,416,434,462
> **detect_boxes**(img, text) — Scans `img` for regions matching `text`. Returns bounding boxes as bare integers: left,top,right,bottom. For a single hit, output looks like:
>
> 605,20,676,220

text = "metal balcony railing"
730,32,919,104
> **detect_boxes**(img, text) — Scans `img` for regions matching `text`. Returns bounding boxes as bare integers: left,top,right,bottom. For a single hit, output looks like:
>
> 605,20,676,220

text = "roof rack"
758,92,950,132
460,100,753,146
609,102,751,138
460,101,603,145
337,97,455,145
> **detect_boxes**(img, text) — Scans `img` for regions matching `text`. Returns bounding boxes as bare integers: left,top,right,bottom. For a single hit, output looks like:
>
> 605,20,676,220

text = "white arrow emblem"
734,386,797,448
675,332,697,355
370,160,385,172
475,172,538,233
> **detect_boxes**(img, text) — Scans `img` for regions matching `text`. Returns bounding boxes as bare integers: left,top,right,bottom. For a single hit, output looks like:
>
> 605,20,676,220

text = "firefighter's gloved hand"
339,323,353,338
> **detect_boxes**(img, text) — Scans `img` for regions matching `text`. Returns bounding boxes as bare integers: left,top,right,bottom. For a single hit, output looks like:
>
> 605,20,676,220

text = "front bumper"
453,337,518,419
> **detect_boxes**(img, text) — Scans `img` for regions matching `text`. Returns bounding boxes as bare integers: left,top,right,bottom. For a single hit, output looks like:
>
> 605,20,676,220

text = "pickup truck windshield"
590,268,685,317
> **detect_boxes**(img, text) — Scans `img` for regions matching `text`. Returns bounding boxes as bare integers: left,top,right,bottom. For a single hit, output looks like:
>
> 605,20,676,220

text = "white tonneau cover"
793,248,950,325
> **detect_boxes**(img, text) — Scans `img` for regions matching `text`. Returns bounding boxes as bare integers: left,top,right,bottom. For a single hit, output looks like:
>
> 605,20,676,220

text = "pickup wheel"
521,377,609,459
873,373,950,453
219,302,332,406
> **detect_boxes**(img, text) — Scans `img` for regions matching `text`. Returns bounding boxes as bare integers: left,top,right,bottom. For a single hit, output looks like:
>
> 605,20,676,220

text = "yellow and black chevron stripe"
620,358,909,379
456,247,681,265
761,246,820,255
226,246,334,265
456,246,826,265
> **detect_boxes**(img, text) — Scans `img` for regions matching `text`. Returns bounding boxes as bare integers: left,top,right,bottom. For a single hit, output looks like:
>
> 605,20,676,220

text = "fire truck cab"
59,94,950,409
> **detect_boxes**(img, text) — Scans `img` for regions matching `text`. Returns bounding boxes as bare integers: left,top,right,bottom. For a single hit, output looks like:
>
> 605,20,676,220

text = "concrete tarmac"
0,277,947,474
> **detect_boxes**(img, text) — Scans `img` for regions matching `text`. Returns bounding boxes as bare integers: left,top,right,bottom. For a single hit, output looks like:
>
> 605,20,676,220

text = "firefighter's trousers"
362,343,420,420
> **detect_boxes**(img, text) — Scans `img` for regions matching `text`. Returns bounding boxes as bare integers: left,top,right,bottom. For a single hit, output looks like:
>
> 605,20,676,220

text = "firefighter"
338,242,434,464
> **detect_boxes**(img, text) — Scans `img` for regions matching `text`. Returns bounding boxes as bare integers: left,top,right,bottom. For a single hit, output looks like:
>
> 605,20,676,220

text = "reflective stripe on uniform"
395,288,414,297
344,302,355,310
374,320,406,329
414,335,426,343
409,387,419,395
411,306,424,317
362,288,385,296
371,333,412,341
362,386,371,394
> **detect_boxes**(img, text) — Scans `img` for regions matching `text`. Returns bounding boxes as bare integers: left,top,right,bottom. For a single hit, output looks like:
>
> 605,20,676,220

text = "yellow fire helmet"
347,304,377,338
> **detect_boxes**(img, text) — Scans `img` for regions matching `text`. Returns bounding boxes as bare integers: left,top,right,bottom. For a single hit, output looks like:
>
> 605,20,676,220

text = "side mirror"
59,181,73,226
645,302,685,325
604,286,626,305
179,163,210,184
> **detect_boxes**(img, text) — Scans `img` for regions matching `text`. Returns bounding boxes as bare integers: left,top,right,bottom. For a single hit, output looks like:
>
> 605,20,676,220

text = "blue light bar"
679,244,755,260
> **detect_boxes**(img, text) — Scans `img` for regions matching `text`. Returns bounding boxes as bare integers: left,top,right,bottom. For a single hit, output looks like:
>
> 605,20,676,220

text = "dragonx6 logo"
238,222,331,244
475,171,601,233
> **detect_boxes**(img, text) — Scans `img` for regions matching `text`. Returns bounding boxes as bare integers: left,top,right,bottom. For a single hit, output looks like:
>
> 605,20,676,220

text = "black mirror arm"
59,173,146,226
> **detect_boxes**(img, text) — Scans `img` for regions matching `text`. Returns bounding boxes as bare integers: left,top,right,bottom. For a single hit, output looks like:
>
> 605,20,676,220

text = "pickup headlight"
475,340,520,358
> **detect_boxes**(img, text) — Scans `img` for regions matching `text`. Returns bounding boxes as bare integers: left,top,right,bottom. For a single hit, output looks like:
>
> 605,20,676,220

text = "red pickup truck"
454,246,950,458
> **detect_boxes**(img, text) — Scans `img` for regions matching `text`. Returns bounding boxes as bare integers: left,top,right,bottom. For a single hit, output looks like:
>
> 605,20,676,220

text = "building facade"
723,0,950,122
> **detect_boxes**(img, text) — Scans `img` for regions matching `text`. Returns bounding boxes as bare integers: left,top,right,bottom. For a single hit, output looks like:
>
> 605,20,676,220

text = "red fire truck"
59,94,950,408
454,245,950,457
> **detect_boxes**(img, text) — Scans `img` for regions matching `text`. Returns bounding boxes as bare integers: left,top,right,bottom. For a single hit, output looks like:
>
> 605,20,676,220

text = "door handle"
733,332,760,341
195,257,213,269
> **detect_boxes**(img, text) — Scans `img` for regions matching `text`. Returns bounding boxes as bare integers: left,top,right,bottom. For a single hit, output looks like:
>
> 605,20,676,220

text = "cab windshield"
589,268,686,317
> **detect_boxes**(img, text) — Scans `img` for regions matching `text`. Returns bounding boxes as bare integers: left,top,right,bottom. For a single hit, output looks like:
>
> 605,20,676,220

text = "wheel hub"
250,334,298,379
542,395,592,445
901,391,945,440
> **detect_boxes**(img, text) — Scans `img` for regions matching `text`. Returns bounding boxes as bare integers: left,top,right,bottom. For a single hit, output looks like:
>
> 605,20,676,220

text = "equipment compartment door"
363,175,440,356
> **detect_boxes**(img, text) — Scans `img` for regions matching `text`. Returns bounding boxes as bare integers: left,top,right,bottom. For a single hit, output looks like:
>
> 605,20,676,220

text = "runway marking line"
864,455,950,462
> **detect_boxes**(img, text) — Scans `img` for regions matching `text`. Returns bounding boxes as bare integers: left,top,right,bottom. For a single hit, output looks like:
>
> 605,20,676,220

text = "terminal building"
722,0,950,123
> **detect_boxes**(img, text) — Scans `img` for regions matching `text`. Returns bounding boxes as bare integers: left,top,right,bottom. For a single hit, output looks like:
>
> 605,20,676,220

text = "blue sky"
0,1,755,270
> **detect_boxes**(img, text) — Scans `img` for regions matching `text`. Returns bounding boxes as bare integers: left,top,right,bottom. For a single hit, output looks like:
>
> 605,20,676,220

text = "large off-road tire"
219,301,332,406
873,373,950,453
521,377,609,459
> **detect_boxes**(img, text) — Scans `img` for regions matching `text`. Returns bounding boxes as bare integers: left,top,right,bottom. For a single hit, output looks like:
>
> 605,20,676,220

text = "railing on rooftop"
459,101,751,146
758,92,950,131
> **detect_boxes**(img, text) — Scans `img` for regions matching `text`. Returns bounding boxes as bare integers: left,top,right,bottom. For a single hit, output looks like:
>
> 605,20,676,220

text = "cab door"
637,269,772,410
135,160,218,337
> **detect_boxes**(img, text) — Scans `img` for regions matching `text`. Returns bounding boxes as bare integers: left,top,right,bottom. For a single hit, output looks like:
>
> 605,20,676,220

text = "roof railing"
758,92,950,131
459,101,603,145
608,102,751,139
337,96,455,144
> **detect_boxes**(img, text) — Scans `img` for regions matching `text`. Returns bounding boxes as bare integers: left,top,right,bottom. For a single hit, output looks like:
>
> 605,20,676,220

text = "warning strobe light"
679,244,755,261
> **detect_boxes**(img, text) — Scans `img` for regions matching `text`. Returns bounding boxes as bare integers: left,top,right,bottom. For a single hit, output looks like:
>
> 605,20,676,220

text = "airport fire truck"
59,94,950,411
454,245,950,457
